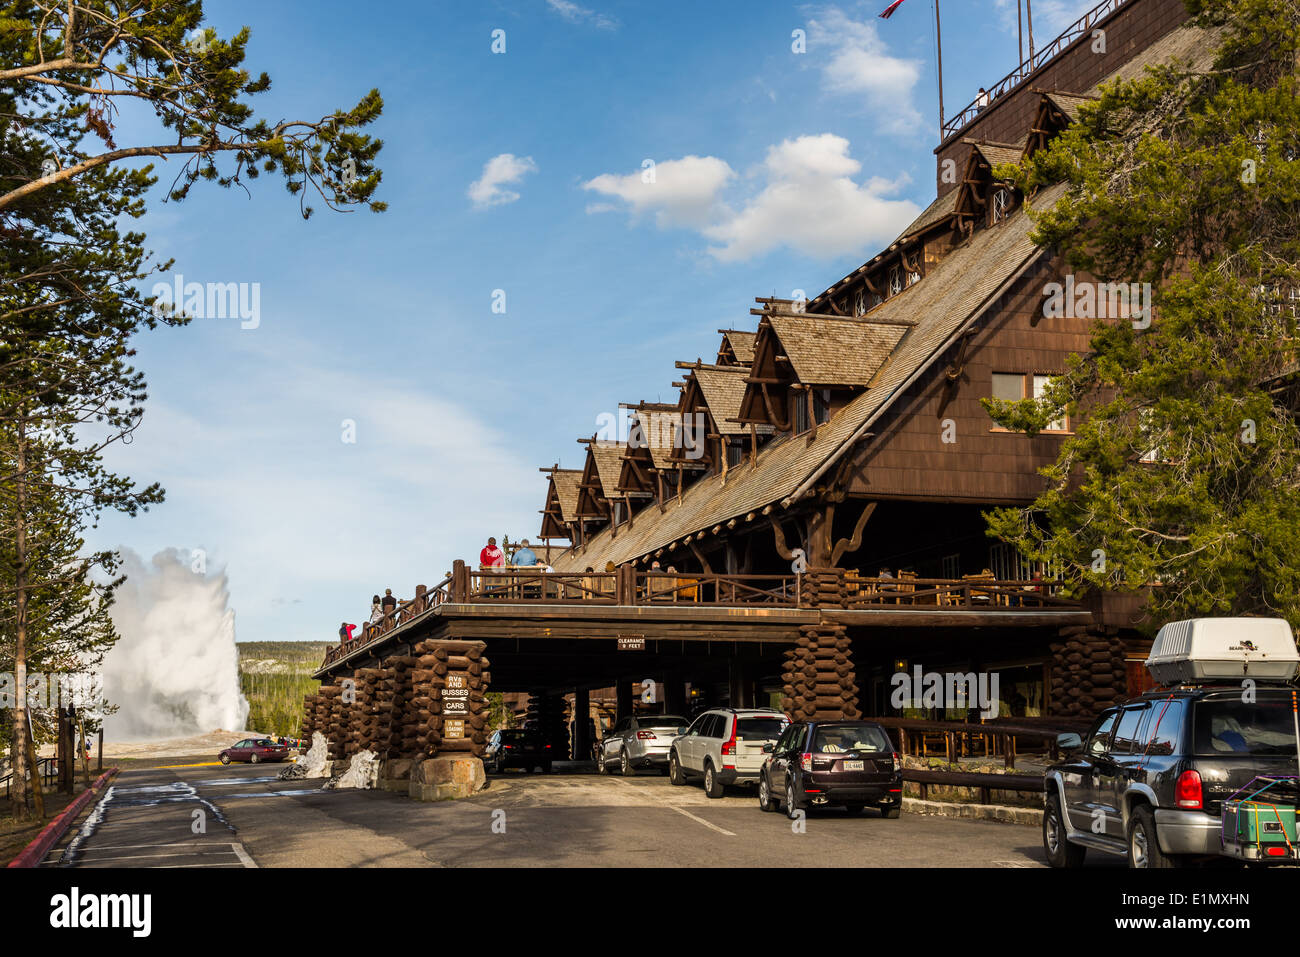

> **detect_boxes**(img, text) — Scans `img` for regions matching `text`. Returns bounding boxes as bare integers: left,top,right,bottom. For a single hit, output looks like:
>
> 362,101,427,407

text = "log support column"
781,568,861,721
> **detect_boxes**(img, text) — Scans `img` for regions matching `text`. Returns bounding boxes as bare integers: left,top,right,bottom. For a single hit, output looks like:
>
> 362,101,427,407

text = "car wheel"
1128,804,1179,869
596,750,608,774
704,762,725,799
758,773,777,812
785,779,802,820
668,751,686,786
878,805,901,819
620,750,635,777
250,753,259,764
1043,794,1086,868
844,803,865,816
220,754,231,766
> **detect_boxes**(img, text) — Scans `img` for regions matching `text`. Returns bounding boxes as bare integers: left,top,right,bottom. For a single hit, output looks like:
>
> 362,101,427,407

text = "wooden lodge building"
311,0,1219,763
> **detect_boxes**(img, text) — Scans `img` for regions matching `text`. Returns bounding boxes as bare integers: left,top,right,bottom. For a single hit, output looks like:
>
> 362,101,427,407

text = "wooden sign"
617,636,646,651
447,674,467,690
444,673,470,715
444,719,465,739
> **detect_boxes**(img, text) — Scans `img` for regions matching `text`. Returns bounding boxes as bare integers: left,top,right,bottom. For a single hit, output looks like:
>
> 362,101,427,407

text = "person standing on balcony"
381,588,397,616
479,537,504,570
369,594,383,623
976,87,990,111
513,539,538,567
339,621,357,642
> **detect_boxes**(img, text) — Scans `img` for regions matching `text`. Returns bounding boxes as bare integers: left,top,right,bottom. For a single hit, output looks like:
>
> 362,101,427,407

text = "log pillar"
783,568,860,721
1048,622,1127,719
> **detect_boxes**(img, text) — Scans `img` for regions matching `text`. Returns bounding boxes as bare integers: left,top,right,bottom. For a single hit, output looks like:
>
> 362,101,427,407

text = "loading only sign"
444,673,469,716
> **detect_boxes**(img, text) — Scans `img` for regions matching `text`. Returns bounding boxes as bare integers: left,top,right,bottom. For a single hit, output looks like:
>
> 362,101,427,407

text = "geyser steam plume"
101,548,249,740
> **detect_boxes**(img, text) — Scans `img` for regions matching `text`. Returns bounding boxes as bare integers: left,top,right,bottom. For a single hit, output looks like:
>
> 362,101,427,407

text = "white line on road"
668,806,736,836
231,842,257,868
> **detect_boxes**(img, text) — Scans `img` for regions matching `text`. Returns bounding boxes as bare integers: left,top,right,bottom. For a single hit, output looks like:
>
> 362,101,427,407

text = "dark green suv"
1043,685,1300,868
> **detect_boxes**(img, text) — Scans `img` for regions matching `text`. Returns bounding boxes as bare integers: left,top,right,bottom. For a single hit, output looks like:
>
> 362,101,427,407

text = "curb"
903,796,1042,826
6,768,117,868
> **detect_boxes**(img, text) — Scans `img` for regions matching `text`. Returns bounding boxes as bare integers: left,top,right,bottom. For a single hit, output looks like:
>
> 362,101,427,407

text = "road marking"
153,762,224,768
231,842,257,868
668,806,736,836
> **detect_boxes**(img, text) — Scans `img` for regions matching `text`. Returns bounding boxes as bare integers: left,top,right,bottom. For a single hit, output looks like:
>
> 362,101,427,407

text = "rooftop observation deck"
941,0,1134,143
318,565,1087,676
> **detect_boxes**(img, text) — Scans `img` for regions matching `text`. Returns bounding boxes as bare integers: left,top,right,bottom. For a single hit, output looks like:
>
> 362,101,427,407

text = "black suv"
758,720,903,819
1044,685,1300,868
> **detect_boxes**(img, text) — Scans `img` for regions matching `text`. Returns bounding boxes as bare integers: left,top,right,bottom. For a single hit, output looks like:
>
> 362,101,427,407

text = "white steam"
101,548,249,740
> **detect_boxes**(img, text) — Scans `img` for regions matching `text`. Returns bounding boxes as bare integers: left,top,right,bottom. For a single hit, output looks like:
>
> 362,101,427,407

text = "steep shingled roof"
722,330,757,366
766,316,907,387
552,183,1066,571
691,365,753,436
552,469,582,523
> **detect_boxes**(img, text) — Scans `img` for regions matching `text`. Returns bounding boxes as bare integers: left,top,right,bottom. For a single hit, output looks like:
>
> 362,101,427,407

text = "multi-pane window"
813,389,832,425
793,391,811,434
990,373,1068,432
888,265,904,297
991,186,1012,224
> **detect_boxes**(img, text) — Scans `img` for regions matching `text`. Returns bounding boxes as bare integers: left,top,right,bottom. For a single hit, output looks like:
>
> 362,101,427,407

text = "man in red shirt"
479,537,504,569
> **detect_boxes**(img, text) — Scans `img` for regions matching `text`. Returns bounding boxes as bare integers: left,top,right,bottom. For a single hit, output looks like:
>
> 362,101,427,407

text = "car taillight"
637,731,655,739
800,753,812,773
544,744,552,749
892,751,901,773
1175,769,1203,809
721,721,737,766
504,745,513,750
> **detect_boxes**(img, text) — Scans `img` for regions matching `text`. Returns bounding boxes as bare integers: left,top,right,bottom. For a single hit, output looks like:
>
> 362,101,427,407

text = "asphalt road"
43,761,1121,868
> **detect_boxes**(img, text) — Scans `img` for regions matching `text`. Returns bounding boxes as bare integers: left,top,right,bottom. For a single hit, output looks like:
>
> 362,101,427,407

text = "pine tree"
984,0,1300,628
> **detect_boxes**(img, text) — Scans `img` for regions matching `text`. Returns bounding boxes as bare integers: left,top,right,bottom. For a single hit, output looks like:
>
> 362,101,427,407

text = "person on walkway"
976,86,990,110
480,537,504,569
513,539,538,567
339,621,357,641
381,588,397,615
369,595,383,623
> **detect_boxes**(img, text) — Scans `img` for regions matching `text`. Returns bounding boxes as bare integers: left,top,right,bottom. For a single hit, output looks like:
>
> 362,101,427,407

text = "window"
1110,706,1149,755
854,289,866,316
1087,710,1117,756
888,265,904,297
813,389,831,425
1032,375,1067,431
726,440,743,468
991,186,1013,224
1194,695,1299,756
991,372,1025,401
1140,699,1185,756
941,553,961,578
990,373,1067,431
793,391,811,434
737,717,786,741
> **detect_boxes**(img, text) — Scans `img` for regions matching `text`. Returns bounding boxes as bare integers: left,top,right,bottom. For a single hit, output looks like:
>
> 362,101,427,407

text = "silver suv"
669,708,788,798
597,714,689,775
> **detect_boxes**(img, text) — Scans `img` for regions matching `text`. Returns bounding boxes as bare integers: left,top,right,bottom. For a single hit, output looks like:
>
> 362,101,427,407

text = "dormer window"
869,292,883,309
888,265,904,297
992,186,1013,224
854,289,866,316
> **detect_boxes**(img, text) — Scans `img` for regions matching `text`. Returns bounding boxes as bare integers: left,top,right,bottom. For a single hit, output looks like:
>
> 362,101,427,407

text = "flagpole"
1018,0,1024,65
935,0,945,139
1027,0,1035,63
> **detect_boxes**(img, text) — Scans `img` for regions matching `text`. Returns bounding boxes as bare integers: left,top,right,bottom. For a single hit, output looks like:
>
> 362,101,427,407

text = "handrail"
942,0,1132,139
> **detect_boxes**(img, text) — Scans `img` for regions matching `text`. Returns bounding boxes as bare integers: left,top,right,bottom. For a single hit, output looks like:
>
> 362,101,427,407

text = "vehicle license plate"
843,760,864,771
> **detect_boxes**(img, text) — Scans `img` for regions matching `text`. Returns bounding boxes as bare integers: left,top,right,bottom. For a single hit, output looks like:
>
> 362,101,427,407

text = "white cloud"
468,153,538,208
806,6,924,134
582,155,736,229
546,0,618,30
584,135,919,264
993,0,1101,37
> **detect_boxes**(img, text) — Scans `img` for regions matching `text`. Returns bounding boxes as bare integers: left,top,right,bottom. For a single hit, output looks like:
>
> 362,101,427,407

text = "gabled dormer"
538,465,582,544
618,402,680,510
737,307,909,439
576,436,628,533
1024,90,1095,159
715,329,757,367
953,140,1026,238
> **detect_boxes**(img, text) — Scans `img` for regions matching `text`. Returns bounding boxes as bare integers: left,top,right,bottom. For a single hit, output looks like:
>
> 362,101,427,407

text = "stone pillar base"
408,756,487,801
380,758,414,793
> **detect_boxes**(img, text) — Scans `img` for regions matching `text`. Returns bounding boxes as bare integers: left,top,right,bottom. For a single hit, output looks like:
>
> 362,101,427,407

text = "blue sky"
90,0,1100,643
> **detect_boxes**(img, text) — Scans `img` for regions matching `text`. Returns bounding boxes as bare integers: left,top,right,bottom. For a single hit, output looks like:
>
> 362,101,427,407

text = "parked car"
219,738,290,765
758,720,903,818
1045,617,1300,869
485,729,554,774
669,708,788,797
597,714,689,775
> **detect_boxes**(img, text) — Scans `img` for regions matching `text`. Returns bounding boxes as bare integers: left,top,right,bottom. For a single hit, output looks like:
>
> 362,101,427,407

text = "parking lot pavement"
42,761,1118,868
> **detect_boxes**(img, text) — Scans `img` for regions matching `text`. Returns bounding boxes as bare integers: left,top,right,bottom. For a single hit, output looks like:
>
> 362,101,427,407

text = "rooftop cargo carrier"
1146,618,1300,686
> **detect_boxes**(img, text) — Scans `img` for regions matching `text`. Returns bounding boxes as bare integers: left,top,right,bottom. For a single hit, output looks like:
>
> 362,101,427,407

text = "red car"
219,738,290,765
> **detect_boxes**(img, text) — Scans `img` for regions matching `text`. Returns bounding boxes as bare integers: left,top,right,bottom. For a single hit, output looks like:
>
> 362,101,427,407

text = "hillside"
237,641,329,737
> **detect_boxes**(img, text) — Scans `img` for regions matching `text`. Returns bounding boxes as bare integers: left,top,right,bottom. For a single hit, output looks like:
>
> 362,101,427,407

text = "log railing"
844,576,1073,610
320,566,1082,668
